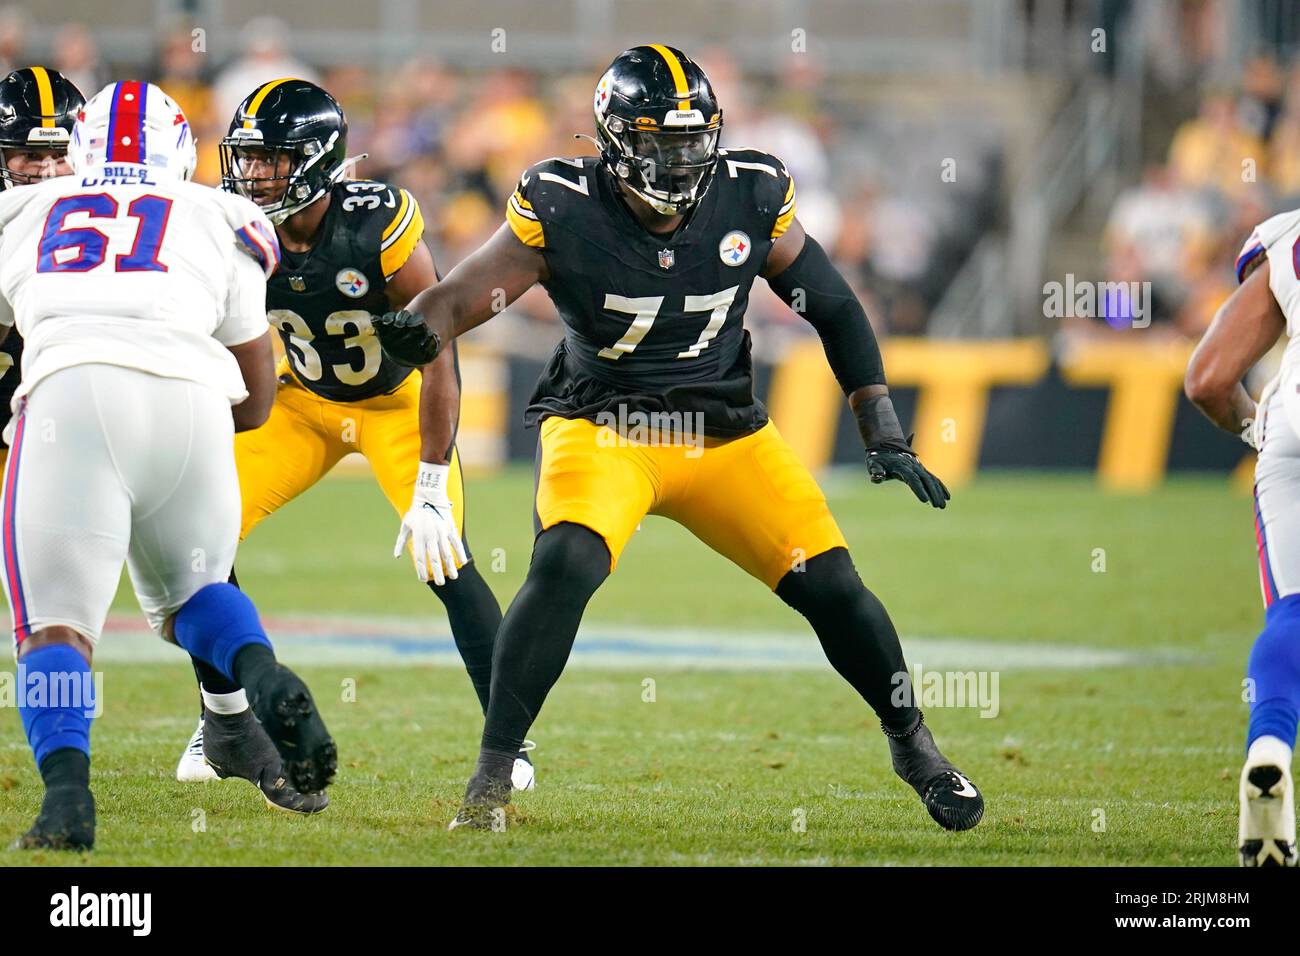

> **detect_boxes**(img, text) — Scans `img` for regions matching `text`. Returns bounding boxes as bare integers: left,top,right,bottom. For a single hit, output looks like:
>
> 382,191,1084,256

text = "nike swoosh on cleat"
952,773,978,798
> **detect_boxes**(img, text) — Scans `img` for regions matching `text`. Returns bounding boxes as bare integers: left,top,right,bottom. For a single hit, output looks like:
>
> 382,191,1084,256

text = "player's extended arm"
372,222,547,367
384,239,468,583
1185,260,1285,442
388,241,458,464
227,331,276,432
221,249,277,432
762,218,949,508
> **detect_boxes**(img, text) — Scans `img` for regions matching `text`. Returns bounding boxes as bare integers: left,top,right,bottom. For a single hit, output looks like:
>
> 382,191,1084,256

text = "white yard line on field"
95,612,1194,671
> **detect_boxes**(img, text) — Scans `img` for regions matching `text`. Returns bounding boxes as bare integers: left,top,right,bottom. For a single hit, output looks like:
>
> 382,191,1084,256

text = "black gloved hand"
373,309,441,367
865,436,951,509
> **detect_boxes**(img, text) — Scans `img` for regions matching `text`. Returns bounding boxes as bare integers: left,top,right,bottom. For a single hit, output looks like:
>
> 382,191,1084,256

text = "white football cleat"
175,716,218,783
1239,735,1298,867
511,739,537,792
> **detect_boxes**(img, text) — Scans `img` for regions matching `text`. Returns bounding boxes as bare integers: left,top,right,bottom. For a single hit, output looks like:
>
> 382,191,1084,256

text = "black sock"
776,548,918,735
428,561,502,714
231,644,278,697
39,747,90,789
191,655,240,697
479,523,609,754
473,749,517,783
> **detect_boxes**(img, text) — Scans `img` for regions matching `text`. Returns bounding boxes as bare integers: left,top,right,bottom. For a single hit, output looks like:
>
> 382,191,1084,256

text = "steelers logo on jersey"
718,230,751,267
335,267,370,298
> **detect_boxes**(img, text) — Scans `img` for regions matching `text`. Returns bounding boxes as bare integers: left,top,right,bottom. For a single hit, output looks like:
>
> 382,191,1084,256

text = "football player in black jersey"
375,45,984,833
0,67,83,467
171,79,534,803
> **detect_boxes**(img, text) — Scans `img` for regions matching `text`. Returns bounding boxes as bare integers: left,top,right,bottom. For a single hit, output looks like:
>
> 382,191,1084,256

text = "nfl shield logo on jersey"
336,268,369,298
658,248,674,270
718,230,750,267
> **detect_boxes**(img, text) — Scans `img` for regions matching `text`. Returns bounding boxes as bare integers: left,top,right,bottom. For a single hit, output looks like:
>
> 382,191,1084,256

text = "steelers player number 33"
270,308,383,385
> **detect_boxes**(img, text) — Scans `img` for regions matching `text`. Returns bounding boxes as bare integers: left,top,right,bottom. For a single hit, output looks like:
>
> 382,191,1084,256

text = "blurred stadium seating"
10,0,1299,482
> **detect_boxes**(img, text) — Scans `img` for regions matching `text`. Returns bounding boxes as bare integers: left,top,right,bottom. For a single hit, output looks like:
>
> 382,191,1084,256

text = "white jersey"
1238,210,1300,378
0,162,277,412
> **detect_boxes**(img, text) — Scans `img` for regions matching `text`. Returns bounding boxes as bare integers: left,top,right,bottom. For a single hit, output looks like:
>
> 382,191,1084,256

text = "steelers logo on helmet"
336,267,369,298
0,67,85,189
594,69,614,116
719,230,751,267
591,45,723,216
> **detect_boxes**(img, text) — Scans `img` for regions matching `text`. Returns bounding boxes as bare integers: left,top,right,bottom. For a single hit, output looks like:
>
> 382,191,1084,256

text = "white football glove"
394,462,467,585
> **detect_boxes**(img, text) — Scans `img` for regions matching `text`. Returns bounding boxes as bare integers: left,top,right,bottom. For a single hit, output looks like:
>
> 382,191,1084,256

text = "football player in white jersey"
0,81,336,850
1187,211,1300,866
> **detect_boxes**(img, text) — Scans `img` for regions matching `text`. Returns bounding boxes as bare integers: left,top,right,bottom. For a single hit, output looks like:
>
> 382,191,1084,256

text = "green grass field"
0,465,1263,865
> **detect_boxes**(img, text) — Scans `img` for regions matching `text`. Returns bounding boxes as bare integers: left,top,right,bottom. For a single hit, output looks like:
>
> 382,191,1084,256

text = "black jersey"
268,179,426,402
506,148,797,438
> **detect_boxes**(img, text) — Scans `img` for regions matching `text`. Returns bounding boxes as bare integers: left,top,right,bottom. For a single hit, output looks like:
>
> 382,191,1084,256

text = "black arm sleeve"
767,236,909,450
766,235,885,395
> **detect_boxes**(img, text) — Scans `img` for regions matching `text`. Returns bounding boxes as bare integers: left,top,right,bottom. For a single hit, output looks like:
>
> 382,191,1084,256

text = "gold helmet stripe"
29,66,55,127
242,77,298,129
648,44,691,112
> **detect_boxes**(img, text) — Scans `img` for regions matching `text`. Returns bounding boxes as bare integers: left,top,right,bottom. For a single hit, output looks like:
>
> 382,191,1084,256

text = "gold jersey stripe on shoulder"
29,66,55,127
772,176,796,239
648,44,691,112
382,188,411,242
243,77,298,129
780,177,795,210
506,189,544,248
380,189,424,279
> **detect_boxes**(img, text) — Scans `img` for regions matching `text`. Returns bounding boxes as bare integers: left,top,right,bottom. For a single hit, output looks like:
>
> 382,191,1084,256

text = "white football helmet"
70,81,196,180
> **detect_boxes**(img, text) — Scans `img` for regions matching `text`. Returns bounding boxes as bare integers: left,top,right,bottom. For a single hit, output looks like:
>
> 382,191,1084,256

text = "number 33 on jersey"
269,179,425,400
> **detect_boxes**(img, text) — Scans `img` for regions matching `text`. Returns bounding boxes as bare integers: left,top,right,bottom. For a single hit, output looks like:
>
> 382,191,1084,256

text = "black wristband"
854,394,908,450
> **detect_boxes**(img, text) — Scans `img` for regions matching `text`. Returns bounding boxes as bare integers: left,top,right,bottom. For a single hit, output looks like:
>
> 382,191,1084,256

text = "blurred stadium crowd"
9,2,1300,353
0,7,1007,357
1094,52,1300,342
1064,0,1300,343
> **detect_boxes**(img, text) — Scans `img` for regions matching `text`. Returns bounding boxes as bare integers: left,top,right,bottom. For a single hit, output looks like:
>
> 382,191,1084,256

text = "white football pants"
1,363,240,649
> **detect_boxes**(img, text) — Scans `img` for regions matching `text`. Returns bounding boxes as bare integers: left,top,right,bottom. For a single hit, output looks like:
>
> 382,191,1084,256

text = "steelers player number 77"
373,44,980,836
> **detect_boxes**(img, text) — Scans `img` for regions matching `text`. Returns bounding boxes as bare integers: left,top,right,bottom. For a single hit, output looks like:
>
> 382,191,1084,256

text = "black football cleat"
204,709,329,814
448,757,514,831
14,784,95,851
246,664,337,795
886,712,984,832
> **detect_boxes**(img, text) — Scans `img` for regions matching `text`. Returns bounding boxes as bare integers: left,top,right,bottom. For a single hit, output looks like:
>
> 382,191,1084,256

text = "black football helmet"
0,66,84,189
591,45,722,215
220,78,357,223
